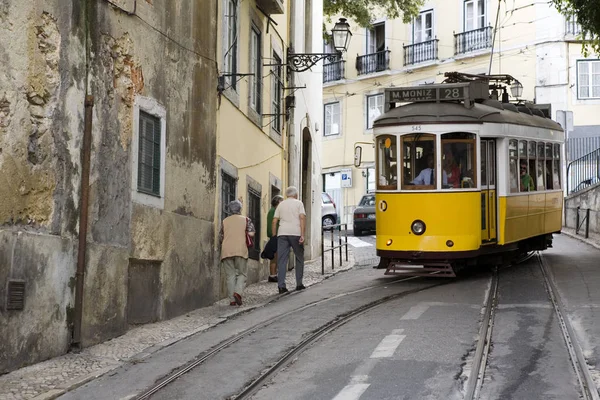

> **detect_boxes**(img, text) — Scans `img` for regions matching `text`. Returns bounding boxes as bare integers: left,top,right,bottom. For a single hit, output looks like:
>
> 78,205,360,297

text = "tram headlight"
411,220,426,235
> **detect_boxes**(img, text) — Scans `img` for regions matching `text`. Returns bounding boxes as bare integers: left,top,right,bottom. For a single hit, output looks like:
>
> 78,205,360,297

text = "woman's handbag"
245,218,254,248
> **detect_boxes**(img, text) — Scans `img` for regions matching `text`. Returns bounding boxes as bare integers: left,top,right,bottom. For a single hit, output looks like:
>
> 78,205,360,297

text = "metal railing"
323,60,345,83
356,50,391,75
566,15,583,36
454,26,493,55
403,39,438,66
576,207,591,238
321,223,349,275
567,147,600,194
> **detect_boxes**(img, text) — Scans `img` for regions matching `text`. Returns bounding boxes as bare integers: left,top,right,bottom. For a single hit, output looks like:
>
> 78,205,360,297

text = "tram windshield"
376,135,398,190
400,132,477,190
441,133,477,189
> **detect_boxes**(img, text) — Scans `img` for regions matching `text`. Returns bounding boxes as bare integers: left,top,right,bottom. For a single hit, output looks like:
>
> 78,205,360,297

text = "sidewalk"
0,251,354,400
560,227,600,250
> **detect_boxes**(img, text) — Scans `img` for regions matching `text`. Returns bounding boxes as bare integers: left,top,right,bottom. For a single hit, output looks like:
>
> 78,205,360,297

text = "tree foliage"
323,0,424,28
552,0,600,55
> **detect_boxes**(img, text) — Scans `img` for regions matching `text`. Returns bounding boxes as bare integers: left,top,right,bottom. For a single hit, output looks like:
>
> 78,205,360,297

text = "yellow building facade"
323,0,600,226
216,0,324,286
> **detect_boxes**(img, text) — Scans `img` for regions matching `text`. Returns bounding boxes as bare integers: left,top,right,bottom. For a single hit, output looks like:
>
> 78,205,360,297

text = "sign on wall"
341,168,352,188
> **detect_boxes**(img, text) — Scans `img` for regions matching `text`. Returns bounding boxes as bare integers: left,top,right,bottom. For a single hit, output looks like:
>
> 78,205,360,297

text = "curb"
24,255,355,400
560,230,600,251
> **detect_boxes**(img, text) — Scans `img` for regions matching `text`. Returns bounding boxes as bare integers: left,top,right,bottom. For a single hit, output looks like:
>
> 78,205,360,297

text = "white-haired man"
272,186,306,293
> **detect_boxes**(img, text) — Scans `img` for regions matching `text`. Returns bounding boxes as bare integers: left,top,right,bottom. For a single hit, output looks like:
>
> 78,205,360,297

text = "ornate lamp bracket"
286,48,342,73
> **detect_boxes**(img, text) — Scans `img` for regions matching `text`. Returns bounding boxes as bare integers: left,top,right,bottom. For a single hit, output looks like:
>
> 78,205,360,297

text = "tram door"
480,140,497,242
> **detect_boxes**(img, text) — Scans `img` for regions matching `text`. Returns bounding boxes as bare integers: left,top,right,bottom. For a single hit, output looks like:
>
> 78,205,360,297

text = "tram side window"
377,135,398,190
525,141,537,192
509,140,519,193
441,132,476,189
545,143,554,189
553,143,561,189
518,140,534,192
537,142,546,191
401,134,436,189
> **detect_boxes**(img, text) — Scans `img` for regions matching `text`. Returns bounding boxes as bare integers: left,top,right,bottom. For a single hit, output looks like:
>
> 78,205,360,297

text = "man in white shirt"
412,154,448,186
272,186,306,294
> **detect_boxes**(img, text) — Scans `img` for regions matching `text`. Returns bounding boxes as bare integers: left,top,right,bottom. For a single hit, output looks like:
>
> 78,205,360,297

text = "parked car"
353,194,376,236
321,192,338,228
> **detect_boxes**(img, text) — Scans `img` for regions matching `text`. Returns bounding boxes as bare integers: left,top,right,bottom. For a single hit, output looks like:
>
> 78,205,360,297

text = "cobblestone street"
0,251,354,400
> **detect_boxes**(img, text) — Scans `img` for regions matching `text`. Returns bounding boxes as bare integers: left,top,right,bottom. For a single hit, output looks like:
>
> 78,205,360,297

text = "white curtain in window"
592,61,600,97
325,103,340,136
464,0,485,31
414,11,433,43
367,95,383,128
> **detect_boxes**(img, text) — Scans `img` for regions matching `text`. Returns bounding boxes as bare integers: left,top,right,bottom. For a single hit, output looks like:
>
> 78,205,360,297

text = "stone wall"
0,0,218,373
564,183,600,235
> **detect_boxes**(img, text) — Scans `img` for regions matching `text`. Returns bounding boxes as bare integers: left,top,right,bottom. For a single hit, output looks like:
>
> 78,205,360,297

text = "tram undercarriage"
376,233,556,277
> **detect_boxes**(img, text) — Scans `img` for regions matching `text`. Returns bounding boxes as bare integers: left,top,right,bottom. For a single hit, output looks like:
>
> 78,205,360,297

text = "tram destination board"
388,85,466,103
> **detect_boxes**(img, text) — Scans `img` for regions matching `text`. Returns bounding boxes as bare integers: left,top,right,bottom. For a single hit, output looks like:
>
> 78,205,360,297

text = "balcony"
454,26,493,55
255,0,284,14
323,60,345,83
356,50,391,76
403,39,438,66
566,15,583,37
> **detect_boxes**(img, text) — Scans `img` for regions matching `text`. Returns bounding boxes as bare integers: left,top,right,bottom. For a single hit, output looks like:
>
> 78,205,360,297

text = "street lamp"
286,18,352,73
510,80,523,98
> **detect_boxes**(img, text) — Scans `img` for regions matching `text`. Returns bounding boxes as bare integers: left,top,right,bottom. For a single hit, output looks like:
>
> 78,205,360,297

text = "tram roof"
373,99,563,132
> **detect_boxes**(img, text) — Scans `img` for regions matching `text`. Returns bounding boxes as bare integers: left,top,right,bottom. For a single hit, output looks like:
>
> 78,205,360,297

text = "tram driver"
412,154,448,186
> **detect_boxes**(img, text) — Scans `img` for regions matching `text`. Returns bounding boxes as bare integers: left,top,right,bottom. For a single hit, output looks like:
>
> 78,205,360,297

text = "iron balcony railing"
323,59,345,83
566,15,583,36
567,147,600,194
454,26,493,55
403,39,438,66
356,50,391,75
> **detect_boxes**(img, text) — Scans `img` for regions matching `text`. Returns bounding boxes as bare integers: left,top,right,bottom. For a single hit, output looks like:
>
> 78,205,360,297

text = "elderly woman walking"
220,200,255,306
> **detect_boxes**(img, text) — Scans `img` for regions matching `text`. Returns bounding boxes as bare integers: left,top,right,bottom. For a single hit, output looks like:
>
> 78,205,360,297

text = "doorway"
480,139,498,242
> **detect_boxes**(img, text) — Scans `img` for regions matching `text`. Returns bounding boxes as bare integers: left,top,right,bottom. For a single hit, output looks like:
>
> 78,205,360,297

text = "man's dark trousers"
277,235,304,288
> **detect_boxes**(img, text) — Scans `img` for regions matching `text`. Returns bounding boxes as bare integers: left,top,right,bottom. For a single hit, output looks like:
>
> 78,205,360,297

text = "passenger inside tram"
520,161,534,192
443,147,461,188
412,153,448,186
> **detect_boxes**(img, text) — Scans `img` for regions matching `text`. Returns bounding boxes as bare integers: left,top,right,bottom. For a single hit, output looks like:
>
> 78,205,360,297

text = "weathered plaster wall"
0,0,218,370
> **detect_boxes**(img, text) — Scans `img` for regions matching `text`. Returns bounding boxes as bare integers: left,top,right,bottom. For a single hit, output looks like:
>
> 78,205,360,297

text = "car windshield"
359,195,375,206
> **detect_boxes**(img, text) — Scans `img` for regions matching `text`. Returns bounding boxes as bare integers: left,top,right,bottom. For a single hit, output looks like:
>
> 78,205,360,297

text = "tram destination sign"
388,85,466,103
383,81,488,111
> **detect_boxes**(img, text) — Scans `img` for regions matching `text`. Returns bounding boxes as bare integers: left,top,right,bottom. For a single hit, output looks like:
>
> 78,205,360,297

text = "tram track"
134,273,445,400
537,253,600,400
464,253,600,400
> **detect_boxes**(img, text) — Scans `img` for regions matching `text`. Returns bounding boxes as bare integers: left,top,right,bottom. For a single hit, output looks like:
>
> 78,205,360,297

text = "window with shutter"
138,111,161,196
221,172,237,221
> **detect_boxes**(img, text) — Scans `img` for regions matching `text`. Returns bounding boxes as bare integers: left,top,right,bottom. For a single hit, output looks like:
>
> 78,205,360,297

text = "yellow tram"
354,73,564,276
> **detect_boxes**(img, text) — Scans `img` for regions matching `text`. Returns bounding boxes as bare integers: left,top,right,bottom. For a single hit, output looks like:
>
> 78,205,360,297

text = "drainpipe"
72,95,94,348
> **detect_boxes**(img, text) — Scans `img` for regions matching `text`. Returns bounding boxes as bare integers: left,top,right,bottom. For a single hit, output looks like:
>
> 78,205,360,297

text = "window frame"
247,186,261,260
324,101,341,137
377,134,399,191
366,22,386,54
132,96,167,209
271,50,283,134
366,94,384,130
221,172,237,222
249,25,262,114
223,0,239,91
464,0,486,32
413,9,434,44
137,111,161,197
577,60,600,99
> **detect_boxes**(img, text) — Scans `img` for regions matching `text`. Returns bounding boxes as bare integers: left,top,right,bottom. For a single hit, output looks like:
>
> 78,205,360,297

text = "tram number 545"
412,125,422,131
